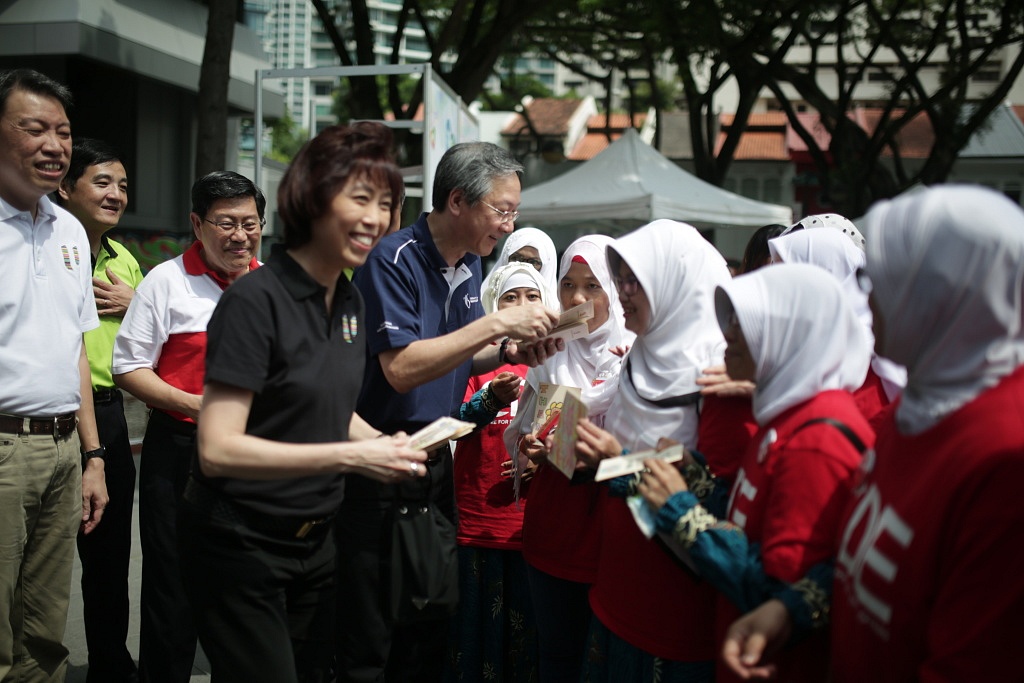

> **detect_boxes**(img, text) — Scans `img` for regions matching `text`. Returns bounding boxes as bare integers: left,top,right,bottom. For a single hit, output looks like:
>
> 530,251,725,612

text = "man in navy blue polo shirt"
336,142,562,682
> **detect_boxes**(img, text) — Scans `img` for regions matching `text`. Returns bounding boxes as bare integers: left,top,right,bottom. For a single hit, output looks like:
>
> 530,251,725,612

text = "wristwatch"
81,445,106,468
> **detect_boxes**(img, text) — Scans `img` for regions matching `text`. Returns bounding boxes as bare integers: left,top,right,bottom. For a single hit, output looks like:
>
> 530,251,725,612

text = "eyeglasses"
855,267,873,295
508,254,543,271
613,275,641,295
202,217,265,235
480,200,519,225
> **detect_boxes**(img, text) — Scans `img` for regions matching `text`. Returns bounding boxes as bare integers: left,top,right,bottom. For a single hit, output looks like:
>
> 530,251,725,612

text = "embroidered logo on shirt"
72,246,80,265
342,314,358,343
463,293,479,309
60,245,72,270
376,321,399,333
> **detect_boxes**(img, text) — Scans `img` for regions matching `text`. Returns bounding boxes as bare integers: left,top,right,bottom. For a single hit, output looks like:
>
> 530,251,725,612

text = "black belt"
183,477,333,540
0,412,77,438
93,387,121,404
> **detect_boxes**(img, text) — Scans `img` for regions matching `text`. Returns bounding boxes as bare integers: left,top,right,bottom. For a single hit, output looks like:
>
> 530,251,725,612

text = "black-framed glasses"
509,254,543,271
855,267,873,295
480,200,519,225
613,275,641,295
202,217,265,235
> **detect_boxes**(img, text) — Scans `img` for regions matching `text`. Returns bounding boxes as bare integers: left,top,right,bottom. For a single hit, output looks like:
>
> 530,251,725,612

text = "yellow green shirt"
84,235,144,390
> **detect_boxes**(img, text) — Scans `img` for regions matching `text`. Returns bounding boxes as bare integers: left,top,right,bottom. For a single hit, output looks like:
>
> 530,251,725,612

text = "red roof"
501,98,583,137
586,112,647,130
719,111,788,128
568,132,623,160
716,130,788,160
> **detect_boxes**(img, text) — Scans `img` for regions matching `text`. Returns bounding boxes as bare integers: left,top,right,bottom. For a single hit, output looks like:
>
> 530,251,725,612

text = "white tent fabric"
516,128,793,228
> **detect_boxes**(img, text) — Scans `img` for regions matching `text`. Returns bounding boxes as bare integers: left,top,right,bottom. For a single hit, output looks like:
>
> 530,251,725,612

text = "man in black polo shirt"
336,142,563,682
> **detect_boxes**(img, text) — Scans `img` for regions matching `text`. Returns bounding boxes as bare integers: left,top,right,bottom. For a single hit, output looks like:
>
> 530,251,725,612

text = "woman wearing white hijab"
487,226,559,297
722,186,1024,683
449,262,554,683
573,220,757,682
639,263,873,683
503,234,632,683
769,228,907,418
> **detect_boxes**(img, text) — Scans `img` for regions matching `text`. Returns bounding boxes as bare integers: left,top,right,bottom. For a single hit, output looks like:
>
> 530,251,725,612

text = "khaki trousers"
0,431,82,682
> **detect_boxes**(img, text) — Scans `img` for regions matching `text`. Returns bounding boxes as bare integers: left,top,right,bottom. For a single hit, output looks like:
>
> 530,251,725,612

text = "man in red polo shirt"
113,171,264,683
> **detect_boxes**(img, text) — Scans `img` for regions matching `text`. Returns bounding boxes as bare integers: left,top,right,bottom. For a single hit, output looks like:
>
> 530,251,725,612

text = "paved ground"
64,396,212,682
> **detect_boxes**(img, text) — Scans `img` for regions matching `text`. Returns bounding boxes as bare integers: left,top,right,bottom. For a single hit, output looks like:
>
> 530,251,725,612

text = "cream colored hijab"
480,262,556,314
769,228,907,400
716,263,871,426
864,184,1024,434
604,220,730,450
525,235,633,416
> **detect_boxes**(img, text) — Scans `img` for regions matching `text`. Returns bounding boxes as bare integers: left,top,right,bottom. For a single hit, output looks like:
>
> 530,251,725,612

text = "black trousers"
334,453,455,683
76,389,138,683
178,484,336,683
137,410,197,683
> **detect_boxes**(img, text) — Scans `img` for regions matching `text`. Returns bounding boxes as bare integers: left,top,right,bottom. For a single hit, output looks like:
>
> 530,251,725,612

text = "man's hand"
81,458,108,535
721,599,791,680
495,305,559,342
489,372,522,405
93,268,135,317
506,337,565,368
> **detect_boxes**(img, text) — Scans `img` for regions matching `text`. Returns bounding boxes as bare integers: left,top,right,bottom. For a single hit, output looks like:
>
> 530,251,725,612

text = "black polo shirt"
196,251,365,517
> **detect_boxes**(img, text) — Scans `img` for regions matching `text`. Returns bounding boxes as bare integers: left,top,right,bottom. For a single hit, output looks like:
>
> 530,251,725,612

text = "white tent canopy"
516,128,793,229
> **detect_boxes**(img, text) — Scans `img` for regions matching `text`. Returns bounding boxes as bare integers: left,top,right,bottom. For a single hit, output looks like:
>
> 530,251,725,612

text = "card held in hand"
594,444,685,482
547,391,588,479
406,417,476,452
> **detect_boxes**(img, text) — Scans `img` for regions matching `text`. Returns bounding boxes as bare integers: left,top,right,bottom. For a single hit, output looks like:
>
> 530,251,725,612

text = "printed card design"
547,391,588,479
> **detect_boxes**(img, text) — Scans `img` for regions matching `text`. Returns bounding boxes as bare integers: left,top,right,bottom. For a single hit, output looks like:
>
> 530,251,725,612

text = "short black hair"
62,138,123,194
0,68,73,117
191,171,266,220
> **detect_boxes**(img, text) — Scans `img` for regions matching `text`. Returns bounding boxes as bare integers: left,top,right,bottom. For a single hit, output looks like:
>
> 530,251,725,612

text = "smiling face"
616,260,651,336
0,88,71,212
560,260,610,333
191,196,262,278
310,174,393,269
461,174,521,257
722,313,757,381
59,161,128,234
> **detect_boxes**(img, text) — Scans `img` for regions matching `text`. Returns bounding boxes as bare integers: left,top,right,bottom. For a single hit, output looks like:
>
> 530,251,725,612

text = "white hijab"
716,264,872,426
487,226,558,298
864,184,1024,434
781,213,866,250
480,262,556,314
769,228,907,400
605,220,730,450
525,235,634,416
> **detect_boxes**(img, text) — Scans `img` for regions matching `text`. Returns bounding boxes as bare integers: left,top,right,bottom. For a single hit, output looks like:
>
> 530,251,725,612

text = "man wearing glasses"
113,171,264,683
337,142,562,682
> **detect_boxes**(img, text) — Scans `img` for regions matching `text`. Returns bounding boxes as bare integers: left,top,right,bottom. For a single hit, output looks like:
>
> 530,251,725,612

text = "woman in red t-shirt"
504,234,632,683
446,261,556,683
639,263,874,683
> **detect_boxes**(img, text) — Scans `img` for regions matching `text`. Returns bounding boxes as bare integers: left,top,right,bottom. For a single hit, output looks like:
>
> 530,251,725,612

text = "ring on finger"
409,461,420,476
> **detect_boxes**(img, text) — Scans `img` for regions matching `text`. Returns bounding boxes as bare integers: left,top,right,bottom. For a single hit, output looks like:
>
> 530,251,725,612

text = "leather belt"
0,412,77,438
183,477,333,540
92,387,122,404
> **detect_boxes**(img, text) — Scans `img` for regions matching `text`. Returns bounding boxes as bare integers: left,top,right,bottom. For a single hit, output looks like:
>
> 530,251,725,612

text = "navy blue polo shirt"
197,251,365,517
353,212,484,433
